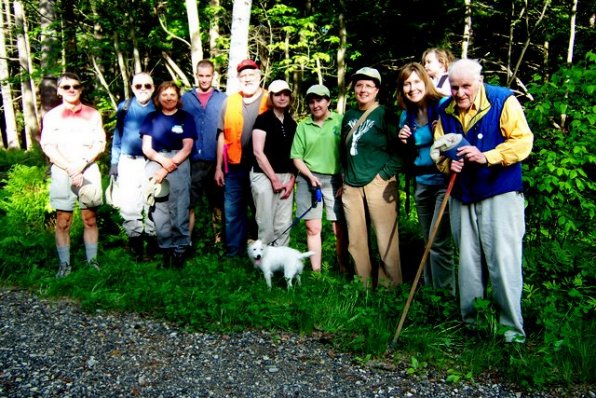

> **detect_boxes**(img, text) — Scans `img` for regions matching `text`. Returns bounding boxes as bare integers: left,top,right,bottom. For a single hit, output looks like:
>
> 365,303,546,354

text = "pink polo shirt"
41,103,106,163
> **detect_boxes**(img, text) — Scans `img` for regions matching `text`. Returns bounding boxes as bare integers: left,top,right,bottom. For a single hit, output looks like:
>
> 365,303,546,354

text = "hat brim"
351,74,380,87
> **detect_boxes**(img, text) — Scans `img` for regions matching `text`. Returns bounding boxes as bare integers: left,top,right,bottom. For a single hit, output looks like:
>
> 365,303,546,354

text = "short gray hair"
449,59,482,80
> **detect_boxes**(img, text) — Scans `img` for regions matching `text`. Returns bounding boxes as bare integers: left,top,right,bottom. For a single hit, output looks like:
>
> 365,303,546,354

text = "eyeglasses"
272,91,290,97
134,83,153,90
60,84,82,90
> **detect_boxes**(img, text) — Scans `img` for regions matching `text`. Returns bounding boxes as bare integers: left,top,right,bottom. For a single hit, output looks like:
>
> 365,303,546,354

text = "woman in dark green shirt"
341,67,403,288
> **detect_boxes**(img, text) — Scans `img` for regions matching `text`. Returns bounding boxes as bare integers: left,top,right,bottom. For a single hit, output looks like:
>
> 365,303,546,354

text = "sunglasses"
60,84,81,90
134,83,153,90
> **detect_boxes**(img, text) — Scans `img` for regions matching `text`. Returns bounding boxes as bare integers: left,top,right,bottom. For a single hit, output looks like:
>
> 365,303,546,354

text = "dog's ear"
247,239,255,246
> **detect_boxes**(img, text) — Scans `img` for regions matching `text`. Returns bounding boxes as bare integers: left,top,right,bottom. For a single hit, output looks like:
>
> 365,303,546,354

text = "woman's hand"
153,168,168,183
160,157,177,173
398,125,412,144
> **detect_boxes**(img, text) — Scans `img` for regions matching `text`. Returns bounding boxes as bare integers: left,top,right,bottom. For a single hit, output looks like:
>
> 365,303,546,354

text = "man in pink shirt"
41,72,106,278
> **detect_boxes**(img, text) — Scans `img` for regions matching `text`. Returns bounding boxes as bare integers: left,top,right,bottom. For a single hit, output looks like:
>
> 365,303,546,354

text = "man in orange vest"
215,59,269,257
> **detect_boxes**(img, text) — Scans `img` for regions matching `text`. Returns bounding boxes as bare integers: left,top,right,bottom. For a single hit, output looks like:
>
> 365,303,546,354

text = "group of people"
41,47,533,343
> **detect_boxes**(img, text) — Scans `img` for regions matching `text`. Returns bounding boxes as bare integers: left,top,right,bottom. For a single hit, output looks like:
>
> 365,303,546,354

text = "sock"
57,246,70,264
85,243,98,262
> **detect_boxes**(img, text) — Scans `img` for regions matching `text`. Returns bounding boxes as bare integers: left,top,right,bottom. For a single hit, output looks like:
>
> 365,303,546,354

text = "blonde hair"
421,48,455,71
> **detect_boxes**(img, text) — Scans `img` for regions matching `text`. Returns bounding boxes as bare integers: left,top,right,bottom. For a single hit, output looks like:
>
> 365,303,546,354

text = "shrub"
523,51,596,244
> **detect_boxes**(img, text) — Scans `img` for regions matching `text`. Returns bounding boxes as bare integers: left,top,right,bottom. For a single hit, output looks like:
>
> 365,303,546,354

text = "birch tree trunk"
462,0,472,59
0,1,19,148
186,0,203,84
567,0,577,64
336,4,347,115
226,0,252,94
209,0,222,88
14,0,39,148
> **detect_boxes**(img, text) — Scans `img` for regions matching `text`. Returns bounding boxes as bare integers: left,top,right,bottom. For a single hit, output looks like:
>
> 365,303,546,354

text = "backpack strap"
343,103,379,147
115,98,133,136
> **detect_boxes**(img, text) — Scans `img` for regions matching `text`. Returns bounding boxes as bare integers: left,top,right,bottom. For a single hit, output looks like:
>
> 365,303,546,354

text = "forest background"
0,0,594,392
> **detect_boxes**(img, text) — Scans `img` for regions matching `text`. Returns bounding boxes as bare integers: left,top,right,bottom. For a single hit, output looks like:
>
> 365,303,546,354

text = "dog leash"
267,186,322,247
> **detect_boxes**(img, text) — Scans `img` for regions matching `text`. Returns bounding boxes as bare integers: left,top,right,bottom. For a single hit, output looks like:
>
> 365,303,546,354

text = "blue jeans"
223,165,252,256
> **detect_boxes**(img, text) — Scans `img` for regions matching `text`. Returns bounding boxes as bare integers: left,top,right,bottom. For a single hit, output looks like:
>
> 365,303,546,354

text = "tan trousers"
342,176,402,287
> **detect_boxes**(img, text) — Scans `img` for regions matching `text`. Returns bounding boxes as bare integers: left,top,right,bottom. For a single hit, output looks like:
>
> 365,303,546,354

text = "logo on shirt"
348,119,375,156
171,125,183,134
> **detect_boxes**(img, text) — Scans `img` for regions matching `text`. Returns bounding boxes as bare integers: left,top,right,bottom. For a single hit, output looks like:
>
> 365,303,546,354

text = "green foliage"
524,52,596,243
0,164,52,234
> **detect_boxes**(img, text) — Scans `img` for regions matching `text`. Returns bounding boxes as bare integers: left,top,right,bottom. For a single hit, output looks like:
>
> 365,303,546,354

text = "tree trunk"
508,0,550,87
129,13,142,73
226,0,252,94
567,0,577,64
92,56,118,110
14,0,40,149
162,51,192,87
0,1,19,149
462,0,472,59
186,0,203,84
114,33,130,100
336,3,347,115
39,0,60,117
209,0,221,59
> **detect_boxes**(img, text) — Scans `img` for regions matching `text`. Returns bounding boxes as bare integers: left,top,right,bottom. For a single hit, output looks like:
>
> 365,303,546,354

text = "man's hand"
70,173,84,188
450,159,464,174
456,145,488,165
67,160,87,177
214,168,225,187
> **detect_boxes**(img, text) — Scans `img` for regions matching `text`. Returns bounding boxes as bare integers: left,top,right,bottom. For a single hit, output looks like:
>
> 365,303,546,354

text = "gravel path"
0,287,592,398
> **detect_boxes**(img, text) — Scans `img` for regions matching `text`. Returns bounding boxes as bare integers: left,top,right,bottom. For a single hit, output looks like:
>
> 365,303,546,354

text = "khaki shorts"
295,173,343,221
49,163,103,211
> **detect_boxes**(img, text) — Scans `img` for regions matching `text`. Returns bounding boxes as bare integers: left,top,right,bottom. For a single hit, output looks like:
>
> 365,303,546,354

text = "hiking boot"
144,236,159,260
159,249,172,269
88,258,101,271
56,262,71,279
129,236,144,261
172,250,186,269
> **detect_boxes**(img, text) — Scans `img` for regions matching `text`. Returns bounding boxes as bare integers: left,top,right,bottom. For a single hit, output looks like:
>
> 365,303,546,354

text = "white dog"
247,239,314,289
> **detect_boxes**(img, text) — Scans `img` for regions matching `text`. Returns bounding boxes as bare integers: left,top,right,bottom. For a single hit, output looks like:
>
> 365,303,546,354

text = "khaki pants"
342,176,402,287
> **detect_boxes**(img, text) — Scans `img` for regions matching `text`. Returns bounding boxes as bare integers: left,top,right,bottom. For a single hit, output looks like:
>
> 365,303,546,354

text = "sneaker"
56,262,71,278
88,258,101,271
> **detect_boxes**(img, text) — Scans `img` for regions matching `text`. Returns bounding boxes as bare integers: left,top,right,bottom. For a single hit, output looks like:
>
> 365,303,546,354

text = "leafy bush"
0,164,53,234
523,51,596,244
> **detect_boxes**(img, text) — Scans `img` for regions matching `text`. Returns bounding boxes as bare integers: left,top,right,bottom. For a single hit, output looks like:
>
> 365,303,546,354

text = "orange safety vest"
223,91,269,165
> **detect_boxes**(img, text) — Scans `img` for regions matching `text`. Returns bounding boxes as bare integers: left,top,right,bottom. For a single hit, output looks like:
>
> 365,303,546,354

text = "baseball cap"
305,84,330,99
351,67,381,87
78,183,103,208
237,59,258,73
268,80,291,94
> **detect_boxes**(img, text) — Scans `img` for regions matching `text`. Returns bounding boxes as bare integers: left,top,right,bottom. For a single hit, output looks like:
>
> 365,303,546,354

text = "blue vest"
439,84,523,204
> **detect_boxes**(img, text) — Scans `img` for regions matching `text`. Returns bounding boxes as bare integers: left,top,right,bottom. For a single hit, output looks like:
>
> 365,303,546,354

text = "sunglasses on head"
60,84,81,90
134,83,153,90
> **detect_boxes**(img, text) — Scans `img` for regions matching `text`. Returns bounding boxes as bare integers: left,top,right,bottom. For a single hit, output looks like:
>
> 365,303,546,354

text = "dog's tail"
300,251,316,259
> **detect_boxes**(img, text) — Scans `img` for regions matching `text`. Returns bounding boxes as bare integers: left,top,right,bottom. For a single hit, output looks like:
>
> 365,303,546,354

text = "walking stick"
390,172,457,346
